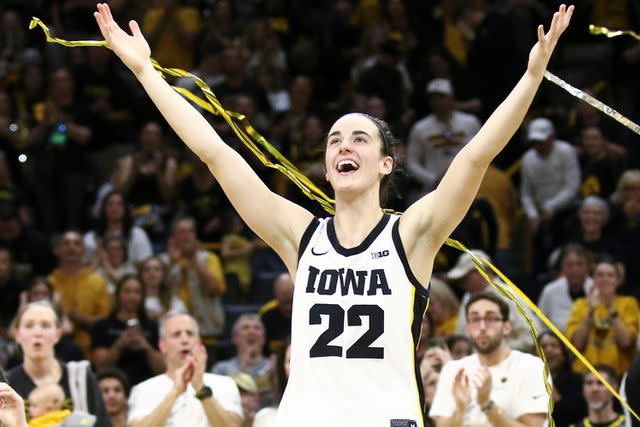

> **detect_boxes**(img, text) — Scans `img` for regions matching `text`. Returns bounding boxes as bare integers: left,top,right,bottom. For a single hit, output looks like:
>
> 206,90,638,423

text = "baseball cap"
446,250,491,280
527,117,554,142
426,78,453,96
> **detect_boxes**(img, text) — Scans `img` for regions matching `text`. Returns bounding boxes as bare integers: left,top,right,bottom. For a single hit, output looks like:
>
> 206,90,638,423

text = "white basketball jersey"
277,214,430,427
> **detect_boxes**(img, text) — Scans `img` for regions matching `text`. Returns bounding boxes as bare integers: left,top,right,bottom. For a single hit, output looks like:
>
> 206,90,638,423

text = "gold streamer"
590,24,640,41
544,71,640,136
29,17,640,422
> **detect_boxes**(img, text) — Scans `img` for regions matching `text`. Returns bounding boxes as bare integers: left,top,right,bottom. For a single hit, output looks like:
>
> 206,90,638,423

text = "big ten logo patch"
390,420,418,427
372,249,390,259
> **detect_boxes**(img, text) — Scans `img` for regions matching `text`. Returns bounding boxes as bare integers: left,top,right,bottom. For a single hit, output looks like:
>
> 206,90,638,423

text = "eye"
354,136,366,143
328,138,341,145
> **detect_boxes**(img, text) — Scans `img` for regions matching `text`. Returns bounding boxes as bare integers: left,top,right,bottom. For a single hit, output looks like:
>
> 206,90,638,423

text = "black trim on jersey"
298,218,321,261
391,218,430,299
327,213,390,256
412,289,429,420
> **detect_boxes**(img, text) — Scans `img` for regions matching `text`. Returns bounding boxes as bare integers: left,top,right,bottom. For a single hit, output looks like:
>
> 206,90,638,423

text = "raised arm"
93,4,313,273
401,5,573,264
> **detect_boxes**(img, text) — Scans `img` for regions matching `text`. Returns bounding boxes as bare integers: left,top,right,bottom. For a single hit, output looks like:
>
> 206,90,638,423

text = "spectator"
232,373,260,427
27,382,96,426
139,256,186,322
0,246,25,331
537,331,587,427
176,152,228,243
94,235,138,295
91,275,164,386
428,277,460,339
537,244,593,332
579,126,624,199
97,368,130,427
253,339,290,427
211,315,272,397
160,217,226,338
141,0,201,70
430,293,548,427
8,276,83,367
7,302,110,426
407,78,481,194
447,250,540,352
564,197,622,265
112,122,177,246
571,365,623,427
258,273,293,355
520,117,581,273
48,230,112,356
84,191,153,267
126,313,242,427
0,204,55,281
445,335,473,360
566,258,639,376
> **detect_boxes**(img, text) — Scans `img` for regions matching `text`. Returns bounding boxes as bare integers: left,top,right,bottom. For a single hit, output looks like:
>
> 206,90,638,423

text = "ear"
54,327,63,344
380,155,393,176
502,320,512,337
159,339,166,355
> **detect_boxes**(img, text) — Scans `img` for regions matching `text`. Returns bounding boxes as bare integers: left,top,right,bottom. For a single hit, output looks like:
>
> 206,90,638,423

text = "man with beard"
571,365,623,427
430,293,548,427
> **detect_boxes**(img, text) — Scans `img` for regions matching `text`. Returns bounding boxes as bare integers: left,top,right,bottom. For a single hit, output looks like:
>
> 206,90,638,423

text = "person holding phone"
91,275,165,386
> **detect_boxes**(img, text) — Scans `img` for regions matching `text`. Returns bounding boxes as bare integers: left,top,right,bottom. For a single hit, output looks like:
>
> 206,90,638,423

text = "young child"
27,383,69,427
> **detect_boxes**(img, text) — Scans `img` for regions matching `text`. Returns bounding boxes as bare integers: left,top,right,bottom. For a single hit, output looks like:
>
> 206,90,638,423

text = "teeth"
338,160,359,171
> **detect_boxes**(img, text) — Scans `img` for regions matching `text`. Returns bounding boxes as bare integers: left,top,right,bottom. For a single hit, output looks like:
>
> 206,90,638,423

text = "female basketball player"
94,4,573,426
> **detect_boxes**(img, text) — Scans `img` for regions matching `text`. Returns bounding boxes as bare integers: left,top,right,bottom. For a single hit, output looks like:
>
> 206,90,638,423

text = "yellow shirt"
28,409,71,427
48,267,111,355
435,315,458,338
175,252,226,312
222,234,253,293
142,7,201,69
565,296,639,376
477,165,517,250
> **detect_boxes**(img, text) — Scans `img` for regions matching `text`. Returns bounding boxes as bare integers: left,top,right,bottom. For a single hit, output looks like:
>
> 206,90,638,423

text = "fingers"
129,20,142,38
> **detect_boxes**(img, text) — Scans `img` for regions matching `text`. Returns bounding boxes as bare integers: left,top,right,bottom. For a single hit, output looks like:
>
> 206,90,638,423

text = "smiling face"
325,114,393,201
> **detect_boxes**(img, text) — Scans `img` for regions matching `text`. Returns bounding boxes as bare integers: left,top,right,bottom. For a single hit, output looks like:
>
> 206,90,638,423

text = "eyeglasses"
467,314,504,326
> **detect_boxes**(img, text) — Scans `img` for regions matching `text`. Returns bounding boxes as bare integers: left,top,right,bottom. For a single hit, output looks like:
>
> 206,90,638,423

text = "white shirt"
520,140,581,219
128,373,243,427
84,226,153,265
429,351,548,427
537,275,593,332
253,407,277,427
407,111,482,190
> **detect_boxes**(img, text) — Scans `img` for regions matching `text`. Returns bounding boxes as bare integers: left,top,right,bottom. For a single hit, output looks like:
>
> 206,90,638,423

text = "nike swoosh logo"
311,247,329,256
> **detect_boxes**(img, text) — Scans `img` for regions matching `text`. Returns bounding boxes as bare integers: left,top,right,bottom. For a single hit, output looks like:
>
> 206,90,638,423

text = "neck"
110,411,128,427
583,229,601,241
589,402,617,423
568,278,584,294
24,356,60,383
116,310,137,322
59,262,83,274
333,195,383,249
107,221,123,232
435,111,453,122
238,347,263,366
478,343,510,366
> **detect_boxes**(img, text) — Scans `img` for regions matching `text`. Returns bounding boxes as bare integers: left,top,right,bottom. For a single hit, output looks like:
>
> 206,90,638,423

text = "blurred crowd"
1,0,640,426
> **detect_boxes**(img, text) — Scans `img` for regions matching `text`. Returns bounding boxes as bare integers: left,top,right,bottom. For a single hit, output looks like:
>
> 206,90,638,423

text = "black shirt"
91,314,159,386
6,361,111,427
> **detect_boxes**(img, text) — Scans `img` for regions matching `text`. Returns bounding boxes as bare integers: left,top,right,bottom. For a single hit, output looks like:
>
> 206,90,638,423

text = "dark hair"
359,113,404,206
27,276,54,300
592,255,619,277
169,215,197,236
96,191,132,241
559,244,591,268
446,335,472,354
96,367,131,396
537,331,572,373
112,274,148,321
589,364,619,385
139,256,171,313
465,292,509,320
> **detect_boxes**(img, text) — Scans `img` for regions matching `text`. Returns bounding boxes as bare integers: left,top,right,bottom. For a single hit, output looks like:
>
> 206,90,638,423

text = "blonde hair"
14,301,61,329
429,277,460,317
611,169,640,204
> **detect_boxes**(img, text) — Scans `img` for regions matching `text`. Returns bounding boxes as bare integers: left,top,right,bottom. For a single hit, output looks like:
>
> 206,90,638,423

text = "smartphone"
126,318,140,329
49,123,67,147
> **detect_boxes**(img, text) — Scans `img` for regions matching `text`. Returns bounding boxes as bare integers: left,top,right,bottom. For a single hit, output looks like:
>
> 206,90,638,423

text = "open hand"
527,4,574,78
94,3,151,76
0,383,27,427
452,368,471,410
